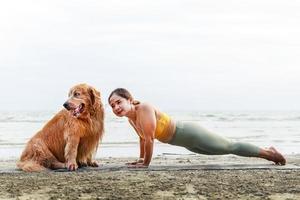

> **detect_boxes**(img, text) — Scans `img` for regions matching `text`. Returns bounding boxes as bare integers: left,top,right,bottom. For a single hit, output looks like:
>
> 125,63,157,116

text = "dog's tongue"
73,104,83,117
75,106,81,113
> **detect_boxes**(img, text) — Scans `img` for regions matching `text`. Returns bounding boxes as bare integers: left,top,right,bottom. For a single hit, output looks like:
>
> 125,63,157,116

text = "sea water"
0,110,299,161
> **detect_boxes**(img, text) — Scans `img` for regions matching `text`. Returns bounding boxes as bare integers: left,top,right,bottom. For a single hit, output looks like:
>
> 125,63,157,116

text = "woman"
108,88,286,168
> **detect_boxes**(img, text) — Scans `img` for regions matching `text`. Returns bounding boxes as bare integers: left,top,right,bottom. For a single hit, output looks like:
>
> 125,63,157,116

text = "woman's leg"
169,122,285,165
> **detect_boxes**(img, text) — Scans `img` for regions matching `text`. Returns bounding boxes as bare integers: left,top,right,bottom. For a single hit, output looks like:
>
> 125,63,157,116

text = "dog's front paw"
67,162,78,171
88,161,99,167
78,162,88,168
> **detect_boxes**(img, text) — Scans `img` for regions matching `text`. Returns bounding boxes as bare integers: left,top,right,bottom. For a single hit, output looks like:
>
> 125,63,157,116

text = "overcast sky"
0,0,299,111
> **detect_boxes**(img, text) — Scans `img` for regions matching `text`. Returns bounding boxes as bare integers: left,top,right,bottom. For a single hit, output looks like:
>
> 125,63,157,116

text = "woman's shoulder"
136,102,154,112
136,103,165,118
136,102,162,115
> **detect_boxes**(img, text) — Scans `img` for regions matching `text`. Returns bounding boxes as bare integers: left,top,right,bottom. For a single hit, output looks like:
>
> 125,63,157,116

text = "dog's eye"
74,92,80,97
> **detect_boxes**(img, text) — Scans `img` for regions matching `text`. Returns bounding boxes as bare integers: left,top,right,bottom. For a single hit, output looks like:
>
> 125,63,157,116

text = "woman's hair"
108,88,140,105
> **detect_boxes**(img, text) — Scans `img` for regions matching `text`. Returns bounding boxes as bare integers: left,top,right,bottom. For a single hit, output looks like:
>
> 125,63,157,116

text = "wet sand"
1,154,300,200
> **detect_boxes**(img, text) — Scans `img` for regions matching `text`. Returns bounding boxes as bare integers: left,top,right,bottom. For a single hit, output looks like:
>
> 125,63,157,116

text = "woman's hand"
125,158,144,166
127,163,148,168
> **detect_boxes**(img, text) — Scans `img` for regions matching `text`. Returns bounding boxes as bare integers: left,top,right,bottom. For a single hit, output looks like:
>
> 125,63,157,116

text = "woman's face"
109,94,132,117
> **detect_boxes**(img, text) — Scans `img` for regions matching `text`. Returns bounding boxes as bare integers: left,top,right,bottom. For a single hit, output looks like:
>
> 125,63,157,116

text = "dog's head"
63,84,101,118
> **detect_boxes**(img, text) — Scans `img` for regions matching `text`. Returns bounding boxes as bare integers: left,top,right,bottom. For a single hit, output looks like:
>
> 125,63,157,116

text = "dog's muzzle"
63,102,71,110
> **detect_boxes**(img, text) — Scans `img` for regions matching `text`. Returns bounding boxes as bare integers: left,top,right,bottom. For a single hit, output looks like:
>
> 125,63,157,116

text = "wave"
0,111,300,123
182,114,300,122
0,142,25,146
2,117,300,123
0,141,139,146
0,119,46,123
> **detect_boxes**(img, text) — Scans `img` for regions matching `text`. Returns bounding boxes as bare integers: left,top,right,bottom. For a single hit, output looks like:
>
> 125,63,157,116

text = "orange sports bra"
133,113,175,143
154,113,175,143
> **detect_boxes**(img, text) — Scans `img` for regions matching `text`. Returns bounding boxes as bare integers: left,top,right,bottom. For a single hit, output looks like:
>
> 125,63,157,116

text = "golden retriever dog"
17,83,104,172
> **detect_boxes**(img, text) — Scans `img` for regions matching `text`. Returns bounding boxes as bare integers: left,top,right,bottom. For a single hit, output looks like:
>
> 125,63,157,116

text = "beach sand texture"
1,154,300,200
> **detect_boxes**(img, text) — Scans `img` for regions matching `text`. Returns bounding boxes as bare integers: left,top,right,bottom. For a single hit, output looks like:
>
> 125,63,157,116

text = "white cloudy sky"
0,0,299,111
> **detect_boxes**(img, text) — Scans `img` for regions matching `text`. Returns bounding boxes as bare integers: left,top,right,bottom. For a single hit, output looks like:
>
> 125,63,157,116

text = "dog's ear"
88,87,100,105
68,89,73,97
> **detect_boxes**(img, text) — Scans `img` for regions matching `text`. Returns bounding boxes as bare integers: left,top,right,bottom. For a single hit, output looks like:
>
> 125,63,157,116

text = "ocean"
0,110,299,161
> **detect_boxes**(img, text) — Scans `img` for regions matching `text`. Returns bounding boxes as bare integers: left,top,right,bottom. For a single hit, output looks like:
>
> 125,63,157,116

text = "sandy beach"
1,154,300,200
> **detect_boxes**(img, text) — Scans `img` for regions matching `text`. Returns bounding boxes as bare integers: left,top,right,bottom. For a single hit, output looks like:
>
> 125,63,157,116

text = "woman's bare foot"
262,146,286,165
269,147,286,165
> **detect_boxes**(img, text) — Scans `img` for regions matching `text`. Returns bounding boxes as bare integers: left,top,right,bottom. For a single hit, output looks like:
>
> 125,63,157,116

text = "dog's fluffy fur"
17,84,104,172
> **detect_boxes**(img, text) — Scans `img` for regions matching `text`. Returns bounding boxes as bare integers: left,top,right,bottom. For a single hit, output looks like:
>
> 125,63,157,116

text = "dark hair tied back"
108,88,140,105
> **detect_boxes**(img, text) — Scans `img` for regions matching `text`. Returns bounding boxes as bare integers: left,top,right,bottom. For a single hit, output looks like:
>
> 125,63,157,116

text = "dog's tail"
17,160,47,172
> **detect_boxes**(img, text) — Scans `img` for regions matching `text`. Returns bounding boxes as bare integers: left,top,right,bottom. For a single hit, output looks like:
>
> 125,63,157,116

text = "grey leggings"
168,121,260,157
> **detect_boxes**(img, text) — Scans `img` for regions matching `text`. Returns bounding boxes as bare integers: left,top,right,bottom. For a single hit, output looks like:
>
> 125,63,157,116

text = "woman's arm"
129,137,145,165
139,137,145,159
130,105,156,168
127,120,145,165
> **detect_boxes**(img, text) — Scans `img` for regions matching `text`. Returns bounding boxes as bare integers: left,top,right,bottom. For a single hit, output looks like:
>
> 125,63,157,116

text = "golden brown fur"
17,84,104,172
